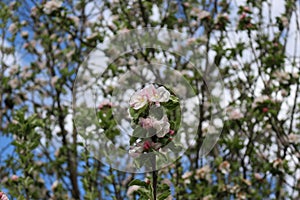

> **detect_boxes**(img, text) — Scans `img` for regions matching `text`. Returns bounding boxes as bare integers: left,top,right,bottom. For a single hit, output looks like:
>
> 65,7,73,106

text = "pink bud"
243,6,250,12
143,141,151,150
240,13,247,20
169,130,175,135
11,175,18,181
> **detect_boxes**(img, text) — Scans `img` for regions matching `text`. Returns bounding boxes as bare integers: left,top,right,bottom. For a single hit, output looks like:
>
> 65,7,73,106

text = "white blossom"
8,23,17,34
129,84,170,110
219,161,230,174
51,180,59,191
288,133,300,144
8,78,18,89
195,165,211,182
152,115,170,138
182,171,193,179
9,65,18,75
273,70,290,84
203,195,213,200
69,16,80,27
149,86,170,105
129,90,148,110
127,185,140,199
43,0,62,14
228,109,244,120
128,145,143,158
51,76,59,87
292,72,299,79
21,31,29,38
252,95,271,108
281,16,289,27
198,10,210,19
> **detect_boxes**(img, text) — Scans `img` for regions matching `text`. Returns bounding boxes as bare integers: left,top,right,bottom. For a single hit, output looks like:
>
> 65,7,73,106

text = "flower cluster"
128,84,180,161
129,84,170,110
43,0,62,14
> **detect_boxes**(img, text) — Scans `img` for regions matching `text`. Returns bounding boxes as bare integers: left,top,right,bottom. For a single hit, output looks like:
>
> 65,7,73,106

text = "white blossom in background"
219,161,230,175
252,95,272,108
195,165,211,182
51,76,59,87
8,78,18,89
292,72,299,79
8,23,17,34
281,16,289,27
43,0,62,14
203,195,213,200
127,185,141,199
273,70,290,84
288,134,300,144
51,180,59,191
21,31,29,38
228,109,244,120
198,10,210,19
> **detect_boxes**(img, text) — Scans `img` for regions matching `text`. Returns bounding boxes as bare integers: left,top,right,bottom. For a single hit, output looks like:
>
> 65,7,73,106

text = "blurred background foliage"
0,0,300,199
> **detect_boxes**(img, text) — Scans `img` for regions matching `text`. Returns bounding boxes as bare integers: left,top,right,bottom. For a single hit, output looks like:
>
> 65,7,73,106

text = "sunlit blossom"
43,0,62,14
228,109,244,120
129,84,170,109
219,161,230,174
127,185,140,199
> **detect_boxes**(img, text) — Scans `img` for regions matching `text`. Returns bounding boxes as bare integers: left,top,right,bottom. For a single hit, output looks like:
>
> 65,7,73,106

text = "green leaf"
154,151,168,162
132,126,147,137
158,191,171,200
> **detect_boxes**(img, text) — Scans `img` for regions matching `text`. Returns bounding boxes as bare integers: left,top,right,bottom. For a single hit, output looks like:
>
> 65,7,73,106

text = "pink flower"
139,115,170,137
169,130,175,135
239,13,247,20
262,107,268,113
243,6,250,12
98,101,113,109
139,117,154,129
228,109,244,120
11,175,18,182
254,173,263,181
0,192,9,200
